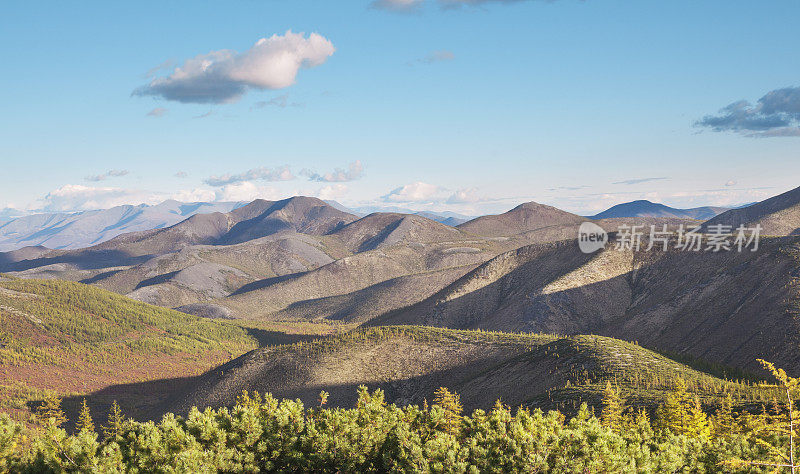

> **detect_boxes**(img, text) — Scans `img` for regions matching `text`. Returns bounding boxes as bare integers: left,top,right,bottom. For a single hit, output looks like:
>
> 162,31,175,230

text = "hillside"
0,276,262,419
590,200,728,220
457,201,585,237
702,184,800,236
0,200,242,252
164,326,767,418
373,236,800,374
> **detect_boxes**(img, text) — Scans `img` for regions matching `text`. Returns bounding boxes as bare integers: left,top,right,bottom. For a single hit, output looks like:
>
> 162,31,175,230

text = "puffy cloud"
418,50,455,64
37,184,160,212
612,177,668,185
370,0,424,12
382,181,444,203
446,187,480,204
133,31,335,104
317,184,349,200
146,107,167,117
213,181,284,202
204,166,295,186
85,169,129,182
725,180,737,187
301,161,363,182
696,86,800,137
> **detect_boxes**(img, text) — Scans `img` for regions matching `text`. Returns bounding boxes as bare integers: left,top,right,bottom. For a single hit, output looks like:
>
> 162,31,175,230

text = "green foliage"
102,401,125,440
35,397,66,428
0,382,797,473
76,400,94,434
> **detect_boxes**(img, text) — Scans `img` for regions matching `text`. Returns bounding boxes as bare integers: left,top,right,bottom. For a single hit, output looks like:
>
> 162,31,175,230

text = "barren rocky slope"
372,236,800,373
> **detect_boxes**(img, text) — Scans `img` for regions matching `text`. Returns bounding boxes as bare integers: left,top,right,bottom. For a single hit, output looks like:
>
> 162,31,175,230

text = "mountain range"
2,186,800,420
588,200,730,220
0,200,244,252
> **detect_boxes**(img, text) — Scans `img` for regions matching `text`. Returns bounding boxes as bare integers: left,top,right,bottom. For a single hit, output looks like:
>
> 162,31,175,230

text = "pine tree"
433,387,463,435
76,399,94,433
36,396,67,427
102,400,125,439
600,381,625,432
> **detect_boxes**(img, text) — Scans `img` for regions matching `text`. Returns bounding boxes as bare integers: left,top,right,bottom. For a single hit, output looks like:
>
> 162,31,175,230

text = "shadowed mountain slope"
702,185,800,236
164,326,761,417
590,200,728,220
372,237,800,373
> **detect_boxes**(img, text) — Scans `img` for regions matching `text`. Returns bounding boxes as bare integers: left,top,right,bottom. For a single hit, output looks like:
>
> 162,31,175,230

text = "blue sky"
1,0,798,216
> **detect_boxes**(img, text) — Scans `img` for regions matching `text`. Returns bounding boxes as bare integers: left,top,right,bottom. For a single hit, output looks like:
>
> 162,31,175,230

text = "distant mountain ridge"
588,200,729,220
702,185,800,236
0,200,244,251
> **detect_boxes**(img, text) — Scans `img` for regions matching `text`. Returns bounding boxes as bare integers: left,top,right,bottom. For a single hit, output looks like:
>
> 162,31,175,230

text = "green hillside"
0,276,260,419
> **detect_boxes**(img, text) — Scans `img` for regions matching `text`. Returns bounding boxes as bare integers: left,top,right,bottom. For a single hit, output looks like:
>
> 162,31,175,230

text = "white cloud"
382,181,444,203
301,160,364,182
205,166,295,186
85,169,129,182
133,31,335,104
725,180,737,187
174,171,188,178
446,187,480,204
37,184,161,212
213,181,284,202
317,184,349,200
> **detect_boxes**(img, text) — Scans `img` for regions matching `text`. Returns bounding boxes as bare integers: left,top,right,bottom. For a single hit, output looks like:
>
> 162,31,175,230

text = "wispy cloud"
370,0,424,12
146,107,167,117
301,161,364,182
612,177,668,185
696,86,800,137
204,166,295,186
417,50,455,65
133,31,335,104
382,182,443,203
85,169,129,182
174,171,188,178
253,93,303,109
193,110,215,119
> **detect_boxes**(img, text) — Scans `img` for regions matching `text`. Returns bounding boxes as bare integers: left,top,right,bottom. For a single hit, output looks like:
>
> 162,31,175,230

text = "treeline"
2,361,800,473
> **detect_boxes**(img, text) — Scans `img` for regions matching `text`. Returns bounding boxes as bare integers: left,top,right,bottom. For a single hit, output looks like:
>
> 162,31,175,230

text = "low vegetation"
0,277,261,420
1,360,799,473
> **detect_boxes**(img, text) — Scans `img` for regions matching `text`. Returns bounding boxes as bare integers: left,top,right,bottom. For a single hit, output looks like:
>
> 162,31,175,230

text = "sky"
1,0,799,217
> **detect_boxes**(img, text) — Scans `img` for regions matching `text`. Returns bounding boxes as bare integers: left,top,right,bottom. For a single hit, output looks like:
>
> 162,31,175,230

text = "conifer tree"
686,395,712,440
713,394,738,438
601,380,625,432
36,396,67,427
433,387,463,435
76,399,94,433
656,378,690,434
102,401,125,439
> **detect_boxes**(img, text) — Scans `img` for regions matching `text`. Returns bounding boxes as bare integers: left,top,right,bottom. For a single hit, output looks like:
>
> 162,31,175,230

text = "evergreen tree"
102,400,125,439
601,380,625,432
656,378,690,435
76,399,94,433
432,387,463,435
686,395,712,440
36,396,67,427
